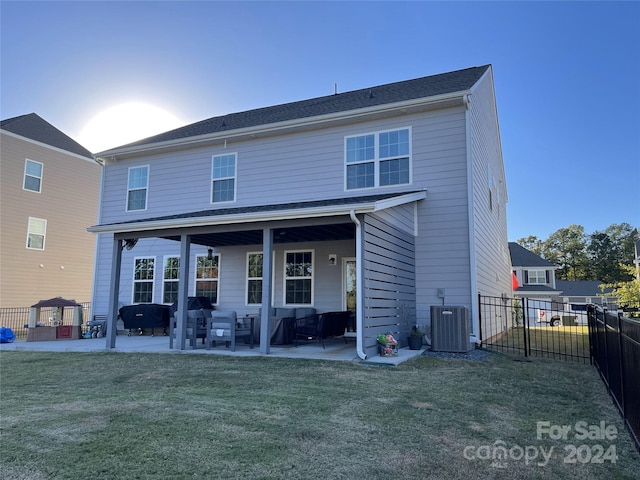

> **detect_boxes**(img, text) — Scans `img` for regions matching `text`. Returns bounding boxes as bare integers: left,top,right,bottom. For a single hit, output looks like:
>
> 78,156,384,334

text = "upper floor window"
212,153,236,203
345,128,411,190
127,166,149,211
195,254,220,304
284,250,313,305
527,269,548,284
26,217,47,250
23,159,43,193
163,256,180,304
133,257,154,303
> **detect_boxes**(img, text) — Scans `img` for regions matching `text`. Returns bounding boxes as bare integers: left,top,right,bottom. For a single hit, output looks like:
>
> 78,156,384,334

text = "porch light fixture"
207,247,214,261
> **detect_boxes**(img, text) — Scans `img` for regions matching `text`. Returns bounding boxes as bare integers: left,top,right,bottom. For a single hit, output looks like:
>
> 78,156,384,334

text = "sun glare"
78,102,184,153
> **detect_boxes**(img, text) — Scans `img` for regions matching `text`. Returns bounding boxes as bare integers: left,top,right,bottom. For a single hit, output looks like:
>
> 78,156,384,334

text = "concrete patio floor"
0,335,425,366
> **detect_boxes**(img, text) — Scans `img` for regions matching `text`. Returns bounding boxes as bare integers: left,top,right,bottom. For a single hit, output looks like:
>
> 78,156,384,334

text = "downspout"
350,210,367,360
464,93,479,344
89,157,105,324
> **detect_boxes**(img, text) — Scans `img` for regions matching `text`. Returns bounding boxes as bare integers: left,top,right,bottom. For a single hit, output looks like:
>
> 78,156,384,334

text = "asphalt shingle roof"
509,242,557,268
118,65,490,150
556,280,612,296
1,113,93,158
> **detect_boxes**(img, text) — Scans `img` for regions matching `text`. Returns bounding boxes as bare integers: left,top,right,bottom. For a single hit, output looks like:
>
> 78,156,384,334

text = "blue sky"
1,1,638,242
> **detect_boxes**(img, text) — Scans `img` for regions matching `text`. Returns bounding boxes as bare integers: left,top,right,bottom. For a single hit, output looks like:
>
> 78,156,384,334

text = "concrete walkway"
0,335,425,366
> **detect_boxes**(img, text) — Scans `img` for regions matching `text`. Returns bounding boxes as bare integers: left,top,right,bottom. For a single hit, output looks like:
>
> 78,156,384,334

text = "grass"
486,325,591,362
0,351,638,479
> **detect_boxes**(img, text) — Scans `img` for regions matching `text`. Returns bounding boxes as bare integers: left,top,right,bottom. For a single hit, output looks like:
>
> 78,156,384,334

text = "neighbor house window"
195,254,219,304
212,153,236,203
246,253,263,305
163,256,180,304
23,159,43,192
133,257,155,303
26,217,47,250
345,128,410,190
527,269,547,284
284,250,313,305
127,165,149,211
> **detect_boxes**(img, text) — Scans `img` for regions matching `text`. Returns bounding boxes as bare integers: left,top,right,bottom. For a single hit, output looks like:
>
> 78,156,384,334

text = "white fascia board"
88,191,427,235
95,92,468,161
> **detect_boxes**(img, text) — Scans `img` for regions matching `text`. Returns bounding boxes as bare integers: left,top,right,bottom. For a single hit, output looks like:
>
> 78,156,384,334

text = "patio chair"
169,309,210,349
206,311,253,351
294,311,350,348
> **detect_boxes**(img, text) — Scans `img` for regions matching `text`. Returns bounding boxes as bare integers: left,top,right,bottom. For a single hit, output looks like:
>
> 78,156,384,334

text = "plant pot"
408,335,423,350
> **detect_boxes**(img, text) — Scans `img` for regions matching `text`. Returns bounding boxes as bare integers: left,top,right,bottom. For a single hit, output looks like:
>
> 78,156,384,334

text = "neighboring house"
509,242,616,323
509,242,561,301
0,113,100,308
88,65,511,358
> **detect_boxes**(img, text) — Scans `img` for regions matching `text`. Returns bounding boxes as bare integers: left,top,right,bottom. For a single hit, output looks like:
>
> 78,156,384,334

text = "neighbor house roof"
556,280,613,297
1,113,93,158
101,65,490,154
509,242,557,268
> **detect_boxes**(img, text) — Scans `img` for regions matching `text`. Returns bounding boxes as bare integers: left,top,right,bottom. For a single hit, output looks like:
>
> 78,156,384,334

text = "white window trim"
26,217,47,250
23,159,43,193
283,249,314,306
162,255,180,304
194,253,221,305
344,127,412,191
126,165,149,212
132,256,155,304
211,152,237,204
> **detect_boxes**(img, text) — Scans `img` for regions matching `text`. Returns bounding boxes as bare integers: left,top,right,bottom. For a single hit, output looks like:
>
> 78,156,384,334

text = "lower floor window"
133,257,155,303
284,250,313,305
195,254,219,304
163,256,180,304
26,217,47,250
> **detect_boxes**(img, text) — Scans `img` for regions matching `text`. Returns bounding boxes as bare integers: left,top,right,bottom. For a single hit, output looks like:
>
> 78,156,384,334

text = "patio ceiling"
160,222,356,247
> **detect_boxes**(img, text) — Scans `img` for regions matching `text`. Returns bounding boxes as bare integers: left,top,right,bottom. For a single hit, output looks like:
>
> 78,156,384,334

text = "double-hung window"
133,257,155,303
163,256,180,304
127,166,149,211
26,217,47,250
212,153,236,203
246,253,263,305
195,254,220,304
23,159,43,192
345,128,410,190
284,250,313,305
527,269,547,285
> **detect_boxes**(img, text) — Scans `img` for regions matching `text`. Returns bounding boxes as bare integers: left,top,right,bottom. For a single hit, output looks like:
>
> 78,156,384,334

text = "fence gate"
478,295,591,363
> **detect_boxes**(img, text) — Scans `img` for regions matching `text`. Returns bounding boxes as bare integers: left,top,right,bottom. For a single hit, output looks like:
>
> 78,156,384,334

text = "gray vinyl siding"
362,213,416,358
468,69,511,337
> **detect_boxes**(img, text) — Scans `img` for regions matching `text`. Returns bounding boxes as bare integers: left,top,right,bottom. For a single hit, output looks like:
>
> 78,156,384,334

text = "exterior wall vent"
430,305,472,353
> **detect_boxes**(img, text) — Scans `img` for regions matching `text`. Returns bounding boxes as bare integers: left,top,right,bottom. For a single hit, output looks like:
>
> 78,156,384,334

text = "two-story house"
88,65,511,358
0,113,100,309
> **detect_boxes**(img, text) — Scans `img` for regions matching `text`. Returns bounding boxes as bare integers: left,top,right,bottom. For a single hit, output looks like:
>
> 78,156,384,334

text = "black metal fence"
0,303,91,340
588,305,640,452
478,295,591,363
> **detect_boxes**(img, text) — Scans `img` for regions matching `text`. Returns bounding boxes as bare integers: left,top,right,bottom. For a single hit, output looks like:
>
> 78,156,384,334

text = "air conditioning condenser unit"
430,305,471,353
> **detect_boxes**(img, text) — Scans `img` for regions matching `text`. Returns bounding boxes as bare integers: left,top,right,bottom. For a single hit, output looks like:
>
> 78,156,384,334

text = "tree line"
516,223,638,283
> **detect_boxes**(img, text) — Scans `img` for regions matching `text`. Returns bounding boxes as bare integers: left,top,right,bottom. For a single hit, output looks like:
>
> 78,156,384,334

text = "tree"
588,224,637,283
515,235,544,256
600,265,640,315
542,225,589,281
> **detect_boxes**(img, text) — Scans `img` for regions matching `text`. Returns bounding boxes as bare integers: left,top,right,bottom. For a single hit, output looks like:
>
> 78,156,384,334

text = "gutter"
350,209,367,360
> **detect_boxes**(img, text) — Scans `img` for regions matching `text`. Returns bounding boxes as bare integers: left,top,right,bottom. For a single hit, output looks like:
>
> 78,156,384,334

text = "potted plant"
377,333,398,356
407,325,424,350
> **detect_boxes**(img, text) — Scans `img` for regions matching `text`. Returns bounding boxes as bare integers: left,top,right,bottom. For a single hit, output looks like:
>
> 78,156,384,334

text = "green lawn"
0,351,638,479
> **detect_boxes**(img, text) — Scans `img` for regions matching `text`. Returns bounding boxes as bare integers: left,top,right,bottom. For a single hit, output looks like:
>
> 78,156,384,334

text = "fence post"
522,297,528,357
477,293,483,348
617,312,625,418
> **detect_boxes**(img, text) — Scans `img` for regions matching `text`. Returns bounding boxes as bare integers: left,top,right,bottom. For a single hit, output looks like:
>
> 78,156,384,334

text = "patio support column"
260,228,273,354
105,237,123,349
174,234,191,350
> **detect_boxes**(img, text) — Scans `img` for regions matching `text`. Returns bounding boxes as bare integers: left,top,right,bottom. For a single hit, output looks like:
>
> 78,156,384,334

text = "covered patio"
88,191,426,359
